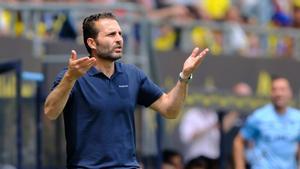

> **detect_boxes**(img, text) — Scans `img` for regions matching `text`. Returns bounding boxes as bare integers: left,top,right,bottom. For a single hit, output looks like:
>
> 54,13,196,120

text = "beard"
96,50,122,61
95,43,123,61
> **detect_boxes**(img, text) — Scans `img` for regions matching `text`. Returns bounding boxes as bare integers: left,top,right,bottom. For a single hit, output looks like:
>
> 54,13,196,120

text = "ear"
87,38,96,50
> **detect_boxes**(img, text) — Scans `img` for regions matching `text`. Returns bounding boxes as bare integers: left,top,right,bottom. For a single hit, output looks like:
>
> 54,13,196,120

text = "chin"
109,56,122,61
274,103,286,109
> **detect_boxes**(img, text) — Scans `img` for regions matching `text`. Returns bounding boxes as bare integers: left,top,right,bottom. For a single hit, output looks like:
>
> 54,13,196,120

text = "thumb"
70,50,77,61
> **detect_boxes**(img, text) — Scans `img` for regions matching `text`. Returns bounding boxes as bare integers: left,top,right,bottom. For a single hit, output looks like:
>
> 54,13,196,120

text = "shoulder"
288,107,300,118
248,104,272,121
117,62,147,78
118,62,139,71
118,62,143,74
288,106,300,113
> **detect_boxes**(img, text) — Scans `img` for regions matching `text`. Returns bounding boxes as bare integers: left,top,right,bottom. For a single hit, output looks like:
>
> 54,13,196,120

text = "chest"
73,73,139,114
258,118,300,142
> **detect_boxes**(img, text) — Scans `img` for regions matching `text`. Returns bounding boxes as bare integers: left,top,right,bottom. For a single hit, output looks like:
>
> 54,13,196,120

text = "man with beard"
44,12,209,169
233,76,300,169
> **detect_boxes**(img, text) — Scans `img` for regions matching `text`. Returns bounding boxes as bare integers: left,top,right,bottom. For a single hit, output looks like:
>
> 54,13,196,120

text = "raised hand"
181,47,209,78
66,50,96,81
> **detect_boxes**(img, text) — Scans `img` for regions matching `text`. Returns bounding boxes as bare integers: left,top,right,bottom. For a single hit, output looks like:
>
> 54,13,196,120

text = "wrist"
64,71,77,83
178,72,192,83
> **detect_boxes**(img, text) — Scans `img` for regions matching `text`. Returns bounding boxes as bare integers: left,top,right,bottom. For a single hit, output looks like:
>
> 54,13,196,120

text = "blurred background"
1,0,300,169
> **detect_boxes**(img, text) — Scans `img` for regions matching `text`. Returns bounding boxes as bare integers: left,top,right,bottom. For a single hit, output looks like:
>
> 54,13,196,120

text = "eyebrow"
106,31,122,35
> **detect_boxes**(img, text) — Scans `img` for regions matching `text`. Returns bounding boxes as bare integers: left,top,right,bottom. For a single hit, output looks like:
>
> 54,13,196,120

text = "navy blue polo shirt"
52,62,163,169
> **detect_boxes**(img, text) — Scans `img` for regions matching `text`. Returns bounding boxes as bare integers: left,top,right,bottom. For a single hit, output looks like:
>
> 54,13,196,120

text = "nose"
115,33,123,43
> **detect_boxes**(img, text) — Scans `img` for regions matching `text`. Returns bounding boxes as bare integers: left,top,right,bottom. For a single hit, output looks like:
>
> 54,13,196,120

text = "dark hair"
271,74,288,82
185,157,207,169
82,12,117,54
162,149,182,165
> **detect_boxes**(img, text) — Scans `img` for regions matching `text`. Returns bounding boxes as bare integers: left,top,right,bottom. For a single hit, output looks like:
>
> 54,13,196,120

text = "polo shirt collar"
87,61,123,76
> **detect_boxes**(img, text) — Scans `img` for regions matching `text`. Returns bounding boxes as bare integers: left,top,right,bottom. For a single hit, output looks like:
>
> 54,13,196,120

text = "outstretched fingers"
196,48,209,59
81,57,96,70
194,48,209,64
190,47,200,58
68,50,96,71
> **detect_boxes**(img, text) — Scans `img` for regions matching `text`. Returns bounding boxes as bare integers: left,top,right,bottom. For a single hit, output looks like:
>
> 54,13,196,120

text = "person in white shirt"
179,107,220,169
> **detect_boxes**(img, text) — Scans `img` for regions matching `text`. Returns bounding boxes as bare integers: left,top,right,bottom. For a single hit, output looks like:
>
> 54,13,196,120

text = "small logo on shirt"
118,85,129,88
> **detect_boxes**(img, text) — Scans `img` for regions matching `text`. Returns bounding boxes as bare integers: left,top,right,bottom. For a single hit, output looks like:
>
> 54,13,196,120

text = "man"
233,77,300,169
44,12,209,168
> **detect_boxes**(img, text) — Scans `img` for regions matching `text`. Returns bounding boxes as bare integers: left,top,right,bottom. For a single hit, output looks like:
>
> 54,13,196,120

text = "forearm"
297,143,300,167
233,134,246,169
159,81,188,119
44,74,76,120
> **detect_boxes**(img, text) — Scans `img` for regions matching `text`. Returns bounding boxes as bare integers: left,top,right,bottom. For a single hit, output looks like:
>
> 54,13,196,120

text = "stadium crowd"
1,0,300,58
1,1,300,169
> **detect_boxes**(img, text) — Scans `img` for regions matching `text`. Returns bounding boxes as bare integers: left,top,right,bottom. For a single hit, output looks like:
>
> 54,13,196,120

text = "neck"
274,105,287,114
93,57,115,78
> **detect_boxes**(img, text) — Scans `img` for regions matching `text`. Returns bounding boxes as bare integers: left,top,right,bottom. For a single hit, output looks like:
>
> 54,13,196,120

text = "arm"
150,47,209,119
233,133,247,169
44,50,96,120
297,143,300,168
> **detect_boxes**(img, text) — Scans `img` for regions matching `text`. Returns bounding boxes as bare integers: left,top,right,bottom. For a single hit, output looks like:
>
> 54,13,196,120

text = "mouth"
114,46,122,53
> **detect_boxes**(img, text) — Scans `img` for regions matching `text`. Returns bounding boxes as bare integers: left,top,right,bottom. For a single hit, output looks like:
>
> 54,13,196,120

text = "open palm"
182,48,209,78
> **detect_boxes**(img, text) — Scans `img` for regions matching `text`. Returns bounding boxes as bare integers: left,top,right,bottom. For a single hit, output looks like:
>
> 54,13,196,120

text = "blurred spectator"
219,82,252,169
201,0,231,21
184,157,207,169
145,0,203,51
292,5,300,28
224,6,248,55
153,24,177,51
179,107,220,169
232,82,253,97
238,0,274,25
233,76,300,169
244,33,262,58
137,0,193,22
58,11,77,40
271,0,293,27
162,149,184,169
0,8,12,36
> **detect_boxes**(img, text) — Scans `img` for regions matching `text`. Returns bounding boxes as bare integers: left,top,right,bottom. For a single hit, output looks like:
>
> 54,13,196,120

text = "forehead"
96,19,121,33
272,78,290,88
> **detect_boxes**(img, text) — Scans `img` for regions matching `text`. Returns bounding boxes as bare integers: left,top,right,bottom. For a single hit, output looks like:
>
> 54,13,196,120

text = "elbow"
164,114,178,119
162,109,180,119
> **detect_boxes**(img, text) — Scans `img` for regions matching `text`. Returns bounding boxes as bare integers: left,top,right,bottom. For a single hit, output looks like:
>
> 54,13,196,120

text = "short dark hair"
82,12,117,54
162,149,182,164
271,75,288,82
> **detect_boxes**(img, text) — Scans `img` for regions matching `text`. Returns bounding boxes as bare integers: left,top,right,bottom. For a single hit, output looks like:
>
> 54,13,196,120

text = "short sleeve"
137,69,163,107
240,114,260,140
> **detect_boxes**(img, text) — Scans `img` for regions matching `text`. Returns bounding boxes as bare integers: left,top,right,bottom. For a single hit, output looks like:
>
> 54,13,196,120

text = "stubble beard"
96,49,122,62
